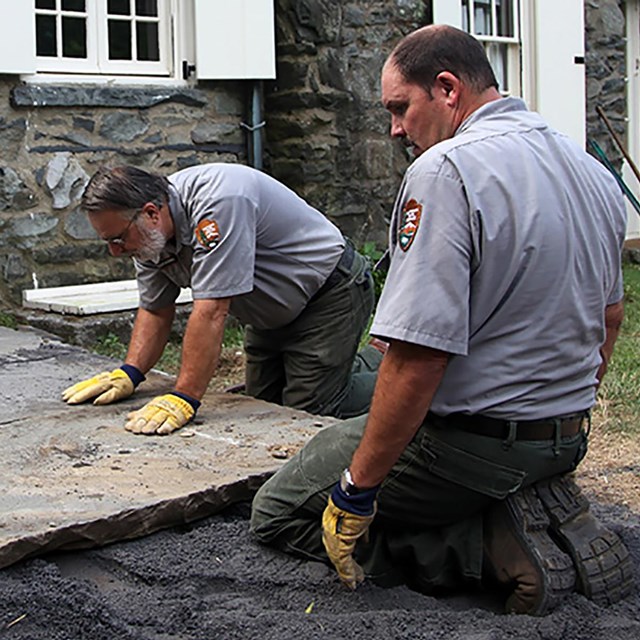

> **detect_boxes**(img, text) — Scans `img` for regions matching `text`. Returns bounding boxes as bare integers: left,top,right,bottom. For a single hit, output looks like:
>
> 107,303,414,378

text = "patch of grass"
0,311,18,329
94,333,127,360
222,323,245,349
91,323,246,377
596,263,640,435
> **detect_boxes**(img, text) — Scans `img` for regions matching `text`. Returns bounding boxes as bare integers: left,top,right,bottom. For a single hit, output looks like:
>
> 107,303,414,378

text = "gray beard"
134,226,167,263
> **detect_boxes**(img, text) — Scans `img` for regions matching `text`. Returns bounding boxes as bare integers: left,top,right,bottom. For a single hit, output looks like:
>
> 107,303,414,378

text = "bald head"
386,25,499,96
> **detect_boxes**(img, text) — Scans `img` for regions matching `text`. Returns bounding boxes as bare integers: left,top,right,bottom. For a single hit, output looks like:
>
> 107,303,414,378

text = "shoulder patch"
398,198,423,252
195,219,221,250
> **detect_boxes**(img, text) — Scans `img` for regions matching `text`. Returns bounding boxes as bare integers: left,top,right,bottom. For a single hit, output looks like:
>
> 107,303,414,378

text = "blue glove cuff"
331,481,378,516
120,364,145,388
170,391,201,413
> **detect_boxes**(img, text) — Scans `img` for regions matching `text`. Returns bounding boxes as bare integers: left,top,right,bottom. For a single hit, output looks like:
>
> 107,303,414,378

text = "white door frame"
625,0,640,239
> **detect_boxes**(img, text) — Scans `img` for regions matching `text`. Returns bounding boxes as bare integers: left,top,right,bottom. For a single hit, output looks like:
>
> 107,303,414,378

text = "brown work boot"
536,474,634,605
483,487,576,615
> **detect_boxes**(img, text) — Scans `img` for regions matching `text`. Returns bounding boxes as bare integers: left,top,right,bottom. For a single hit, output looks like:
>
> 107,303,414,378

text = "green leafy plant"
0,311,18,329
360,241,388,301
94,333,127,360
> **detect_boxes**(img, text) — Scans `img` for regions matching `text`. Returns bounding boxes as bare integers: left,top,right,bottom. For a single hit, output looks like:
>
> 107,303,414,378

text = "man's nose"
390,117,405,139
108,243,124,257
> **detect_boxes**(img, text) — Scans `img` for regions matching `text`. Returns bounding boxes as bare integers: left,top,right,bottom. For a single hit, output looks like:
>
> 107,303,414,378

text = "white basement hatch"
22,280,193,315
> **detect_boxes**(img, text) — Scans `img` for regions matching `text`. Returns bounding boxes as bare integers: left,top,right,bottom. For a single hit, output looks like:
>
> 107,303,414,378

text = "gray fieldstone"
99,112,150,143
44,153,89,210
191,122,240,144
8,212,58,238
11,85,208,109
0,167,36,211
64,207,98,240
2,253,27,279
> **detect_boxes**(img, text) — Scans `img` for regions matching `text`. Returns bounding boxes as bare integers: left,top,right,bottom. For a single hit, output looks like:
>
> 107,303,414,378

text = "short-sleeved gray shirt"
135,164,344,329
372,98,626,420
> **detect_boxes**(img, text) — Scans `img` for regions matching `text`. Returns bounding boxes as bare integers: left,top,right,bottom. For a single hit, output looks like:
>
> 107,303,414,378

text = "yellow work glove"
62,368,136,405
322,495,377,590
124,393,198,435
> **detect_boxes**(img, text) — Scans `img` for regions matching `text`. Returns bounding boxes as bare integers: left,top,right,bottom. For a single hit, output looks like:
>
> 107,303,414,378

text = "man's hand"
321,475,378,589
62,366,142,405
124,392,199,435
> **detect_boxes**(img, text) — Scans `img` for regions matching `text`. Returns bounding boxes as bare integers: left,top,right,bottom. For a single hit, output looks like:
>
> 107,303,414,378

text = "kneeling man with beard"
62,164,381,435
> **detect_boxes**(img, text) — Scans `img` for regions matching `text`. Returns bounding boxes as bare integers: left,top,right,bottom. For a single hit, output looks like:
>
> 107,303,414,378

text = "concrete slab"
0,326,336,569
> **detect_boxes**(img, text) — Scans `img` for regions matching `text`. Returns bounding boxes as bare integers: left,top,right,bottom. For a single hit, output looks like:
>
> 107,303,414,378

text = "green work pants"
244,247,380,418
251,412,588,592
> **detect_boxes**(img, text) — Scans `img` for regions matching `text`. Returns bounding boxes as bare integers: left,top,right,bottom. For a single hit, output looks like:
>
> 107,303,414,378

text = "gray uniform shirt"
135,164,344,329
372,98,626,420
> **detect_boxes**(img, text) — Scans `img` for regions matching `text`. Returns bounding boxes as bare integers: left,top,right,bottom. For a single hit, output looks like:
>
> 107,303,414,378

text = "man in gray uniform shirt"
251,25,633,615
62,163,381,433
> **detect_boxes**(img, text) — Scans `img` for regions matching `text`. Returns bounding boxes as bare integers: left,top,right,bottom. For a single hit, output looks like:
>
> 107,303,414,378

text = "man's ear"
141,201,162,223
434,71,461,104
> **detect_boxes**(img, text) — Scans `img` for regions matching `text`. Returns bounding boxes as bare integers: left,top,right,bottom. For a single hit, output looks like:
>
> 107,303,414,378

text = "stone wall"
585,0,628,168
0,0,633,312
264,0,427,246
0,81,248,305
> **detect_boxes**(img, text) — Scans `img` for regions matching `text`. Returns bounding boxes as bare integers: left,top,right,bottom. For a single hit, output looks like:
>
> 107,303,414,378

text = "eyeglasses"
104,211,141,247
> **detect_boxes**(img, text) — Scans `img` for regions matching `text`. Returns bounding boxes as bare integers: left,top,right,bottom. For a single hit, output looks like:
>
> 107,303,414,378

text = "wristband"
120,364,145,388
331,476,378,516
170,390,201,412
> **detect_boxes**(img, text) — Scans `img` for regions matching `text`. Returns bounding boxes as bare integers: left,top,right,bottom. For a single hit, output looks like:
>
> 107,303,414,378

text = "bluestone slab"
0,326,335,568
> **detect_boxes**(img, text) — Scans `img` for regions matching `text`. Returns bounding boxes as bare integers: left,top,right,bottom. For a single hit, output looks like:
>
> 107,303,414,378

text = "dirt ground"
0,353,638,639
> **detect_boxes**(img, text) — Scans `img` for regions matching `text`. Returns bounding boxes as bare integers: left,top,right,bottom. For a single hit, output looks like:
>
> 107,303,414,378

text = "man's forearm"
597,300,624,385
126,305,175,374
349,340,449,488
174,298,231,400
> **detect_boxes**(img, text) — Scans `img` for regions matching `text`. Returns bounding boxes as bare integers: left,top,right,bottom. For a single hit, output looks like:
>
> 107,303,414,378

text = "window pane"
36,0,57,9
62,16,86,57
62,0,85,11
461,0,470,31
137,22,159,60
36,14,57,56
485,42,508,92
136,0,157,17
108,0,131,16
496,0,514,37
474,0,493,36
109,20,132,59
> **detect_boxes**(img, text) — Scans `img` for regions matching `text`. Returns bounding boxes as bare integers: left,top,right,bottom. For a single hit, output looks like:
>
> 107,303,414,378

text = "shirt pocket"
420,434,526,500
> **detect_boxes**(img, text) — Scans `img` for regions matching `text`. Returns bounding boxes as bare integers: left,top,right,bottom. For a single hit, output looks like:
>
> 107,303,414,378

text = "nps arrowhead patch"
398,198,423,252
195,218,221,250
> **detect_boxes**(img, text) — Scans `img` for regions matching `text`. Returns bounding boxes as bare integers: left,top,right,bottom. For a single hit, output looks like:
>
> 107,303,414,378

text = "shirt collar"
455,96,529,136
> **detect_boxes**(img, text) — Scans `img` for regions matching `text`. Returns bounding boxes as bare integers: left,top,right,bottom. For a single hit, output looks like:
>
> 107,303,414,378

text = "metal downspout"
242,80,265,170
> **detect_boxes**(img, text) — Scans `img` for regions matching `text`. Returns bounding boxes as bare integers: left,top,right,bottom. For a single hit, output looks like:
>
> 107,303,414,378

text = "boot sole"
536,475,634,606
506,487,576,615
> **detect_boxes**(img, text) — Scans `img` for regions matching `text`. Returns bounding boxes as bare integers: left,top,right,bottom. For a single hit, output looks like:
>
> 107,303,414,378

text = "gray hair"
82,165,170,218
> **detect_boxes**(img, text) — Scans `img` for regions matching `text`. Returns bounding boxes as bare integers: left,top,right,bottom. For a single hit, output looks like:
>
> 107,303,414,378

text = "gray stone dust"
0,499,637,640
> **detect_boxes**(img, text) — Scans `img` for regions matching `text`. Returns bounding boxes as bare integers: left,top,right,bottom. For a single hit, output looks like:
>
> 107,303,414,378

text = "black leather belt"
310,241,355,300
430,411,587,441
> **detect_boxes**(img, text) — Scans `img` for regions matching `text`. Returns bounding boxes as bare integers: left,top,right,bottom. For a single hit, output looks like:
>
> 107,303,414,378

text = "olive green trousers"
244,246,380,418
251,412,588,591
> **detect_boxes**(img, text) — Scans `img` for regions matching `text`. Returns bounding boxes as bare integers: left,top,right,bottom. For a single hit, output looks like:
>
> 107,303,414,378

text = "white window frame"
28,0,191,85
96,0,171,76
463,0,521,97
3,1,275,84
